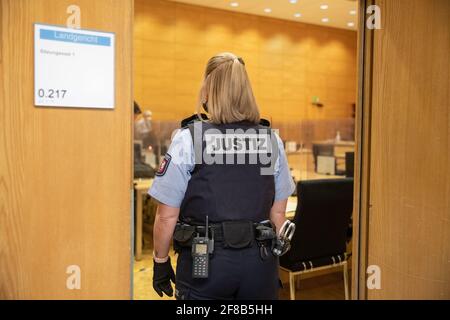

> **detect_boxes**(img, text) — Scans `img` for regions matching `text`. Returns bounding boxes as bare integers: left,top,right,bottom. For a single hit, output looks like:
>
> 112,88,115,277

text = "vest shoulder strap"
180,113,208,129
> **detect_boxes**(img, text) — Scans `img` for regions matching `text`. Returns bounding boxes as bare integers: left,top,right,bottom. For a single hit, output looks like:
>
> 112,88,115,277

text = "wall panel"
134,0,357,123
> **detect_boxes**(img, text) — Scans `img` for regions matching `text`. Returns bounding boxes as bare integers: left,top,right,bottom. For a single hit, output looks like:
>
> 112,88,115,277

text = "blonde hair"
197,52,260,124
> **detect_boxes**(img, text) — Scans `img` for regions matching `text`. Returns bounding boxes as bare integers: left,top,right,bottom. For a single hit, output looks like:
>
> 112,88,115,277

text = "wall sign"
34,23,115,109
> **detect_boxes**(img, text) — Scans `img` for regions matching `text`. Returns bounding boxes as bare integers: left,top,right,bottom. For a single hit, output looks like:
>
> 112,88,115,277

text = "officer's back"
149,52,295,300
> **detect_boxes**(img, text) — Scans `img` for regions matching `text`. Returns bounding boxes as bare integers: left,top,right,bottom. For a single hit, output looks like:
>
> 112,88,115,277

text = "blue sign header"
40,29,111,47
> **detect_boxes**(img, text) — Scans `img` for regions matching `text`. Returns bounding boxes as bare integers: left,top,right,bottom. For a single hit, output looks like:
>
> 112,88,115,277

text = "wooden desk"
313,140,355,173
332,141,355,157
287,149,314,173
134,178,153,261
286,196,298,220
291,170,341,182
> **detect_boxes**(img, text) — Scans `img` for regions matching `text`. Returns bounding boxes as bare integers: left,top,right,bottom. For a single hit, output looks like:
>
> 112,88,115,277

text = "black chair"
280,178,354,300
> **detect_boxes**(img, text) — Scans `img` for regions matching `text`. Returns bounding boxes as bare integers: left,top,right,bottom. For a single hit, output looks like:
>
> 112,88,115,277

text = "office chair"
280,178,354,300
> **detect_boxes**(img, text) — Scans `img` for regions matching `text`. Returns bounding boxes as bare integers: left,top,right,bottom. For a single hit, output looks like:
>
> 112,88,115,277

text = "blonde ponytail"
197,52,260,124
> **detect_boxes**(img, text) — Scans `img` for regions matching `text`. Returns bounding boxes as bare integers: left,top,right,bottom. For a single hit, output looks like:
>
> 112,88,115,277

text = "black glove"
153,257,176,297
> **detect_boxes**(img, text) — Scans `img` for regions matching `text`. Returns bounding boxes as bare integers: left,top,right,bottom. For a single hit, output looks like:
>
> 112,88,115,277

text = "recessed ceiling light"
349,9,357,15
347,22,355,27
290,0,298,4
264,8,272,13
294,13,302,18
320,4,329,10
321,17,329,23
230,2,239,7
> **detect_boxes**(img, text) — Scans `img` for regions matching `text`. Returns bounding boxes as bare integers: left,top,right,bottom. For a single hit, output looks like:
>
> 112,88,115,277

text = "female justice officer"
149,52,295,300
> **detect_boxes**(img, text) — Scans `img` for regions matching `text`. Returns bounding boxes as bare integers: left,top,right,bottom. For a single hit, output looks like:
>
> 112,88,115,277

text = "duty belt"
188,224,226,241
173,220,278,260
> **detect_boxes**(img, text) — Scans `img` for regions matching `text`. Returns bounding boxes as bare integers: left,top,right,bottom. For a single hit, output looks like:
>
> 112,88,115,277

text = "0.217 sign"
34,23,115,109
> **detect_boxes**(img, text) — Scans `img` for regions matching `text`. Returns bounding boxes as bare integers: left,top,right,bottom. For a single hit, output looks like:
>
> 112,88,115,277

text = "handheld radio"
191,216,212,278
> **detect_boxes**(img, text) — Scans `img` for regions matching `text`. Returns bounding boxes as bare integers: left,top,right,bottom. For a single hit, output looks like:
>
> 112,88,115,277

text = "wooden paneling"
134,0,357,123
0,0,133,299
365,0,450,299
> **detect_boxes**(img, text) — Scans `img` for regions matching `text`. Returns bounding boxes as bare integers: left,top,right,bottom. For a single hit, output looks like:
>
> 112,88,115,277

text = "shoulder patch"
156,154,172,176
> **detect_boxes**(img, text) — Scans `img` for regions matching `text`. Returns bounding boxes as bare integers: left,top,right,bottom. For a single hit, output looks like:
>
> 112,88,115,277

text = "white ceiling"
168,0,358,30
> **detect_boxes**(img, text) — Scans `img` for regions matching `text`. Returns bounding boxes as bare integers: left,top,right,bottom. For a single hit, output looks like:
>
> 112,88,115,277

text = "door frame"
351,0,375,300
129,0,374,301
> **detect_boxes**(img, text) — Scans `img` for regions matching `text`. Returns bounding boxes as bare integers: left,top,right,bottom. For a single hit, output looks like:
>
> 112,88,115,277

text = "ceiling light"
320,4,328,10
264,8,272,13
321,18,329,23
294,13,302,18
349,9,357,15
290,0,298,4
230,2,239,7
347,22,355,27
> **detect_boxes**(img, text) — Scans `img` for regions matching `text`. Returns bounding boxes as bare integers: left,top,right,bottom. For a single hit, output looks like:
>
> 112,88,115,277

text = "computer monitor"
345,152,354,177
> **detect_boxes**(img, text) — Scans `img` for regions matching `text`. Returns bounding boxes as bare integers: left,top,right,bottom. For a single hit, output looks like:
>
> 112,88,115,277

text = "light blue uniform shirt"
149,128,296,208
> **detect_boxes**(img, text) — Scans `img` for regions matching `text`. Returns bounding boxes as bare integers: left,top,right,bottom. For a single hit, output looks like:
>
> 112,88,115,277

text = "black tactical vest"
179,120,277,224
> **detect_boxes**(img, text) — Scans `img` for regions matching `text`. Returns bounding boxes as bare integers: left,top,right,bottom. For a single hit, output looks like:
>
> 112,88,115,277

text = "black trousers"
175,244,280,300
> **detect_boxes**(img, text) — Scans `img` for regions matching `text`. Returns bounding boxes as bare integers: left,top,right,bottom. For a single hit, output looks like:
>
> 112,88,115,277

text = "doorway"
132,0,361,300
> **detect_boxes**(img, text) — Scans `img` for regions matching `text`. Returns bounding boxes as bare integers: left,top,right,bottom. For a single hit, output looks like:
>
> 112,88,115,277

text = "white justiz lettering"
205,133,271,154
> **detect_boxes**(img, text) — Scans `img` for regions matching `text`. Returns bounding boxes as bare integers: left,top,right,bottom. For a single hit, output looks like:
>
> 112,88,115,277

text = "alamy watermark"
66,264,81,290
367,265,381,290
367,5,382,30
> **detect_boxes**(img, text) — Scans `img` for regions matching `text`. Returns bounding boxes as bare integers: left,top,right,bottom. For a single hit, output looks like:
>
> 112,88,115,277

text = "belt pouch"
173,224,196,252
222,221,254,249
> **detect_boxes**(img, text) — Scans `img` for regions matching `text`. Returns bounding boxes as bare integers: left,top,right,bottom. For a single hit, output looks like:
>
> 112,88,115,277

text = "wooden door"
0,0,133,299
356,0,450,299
